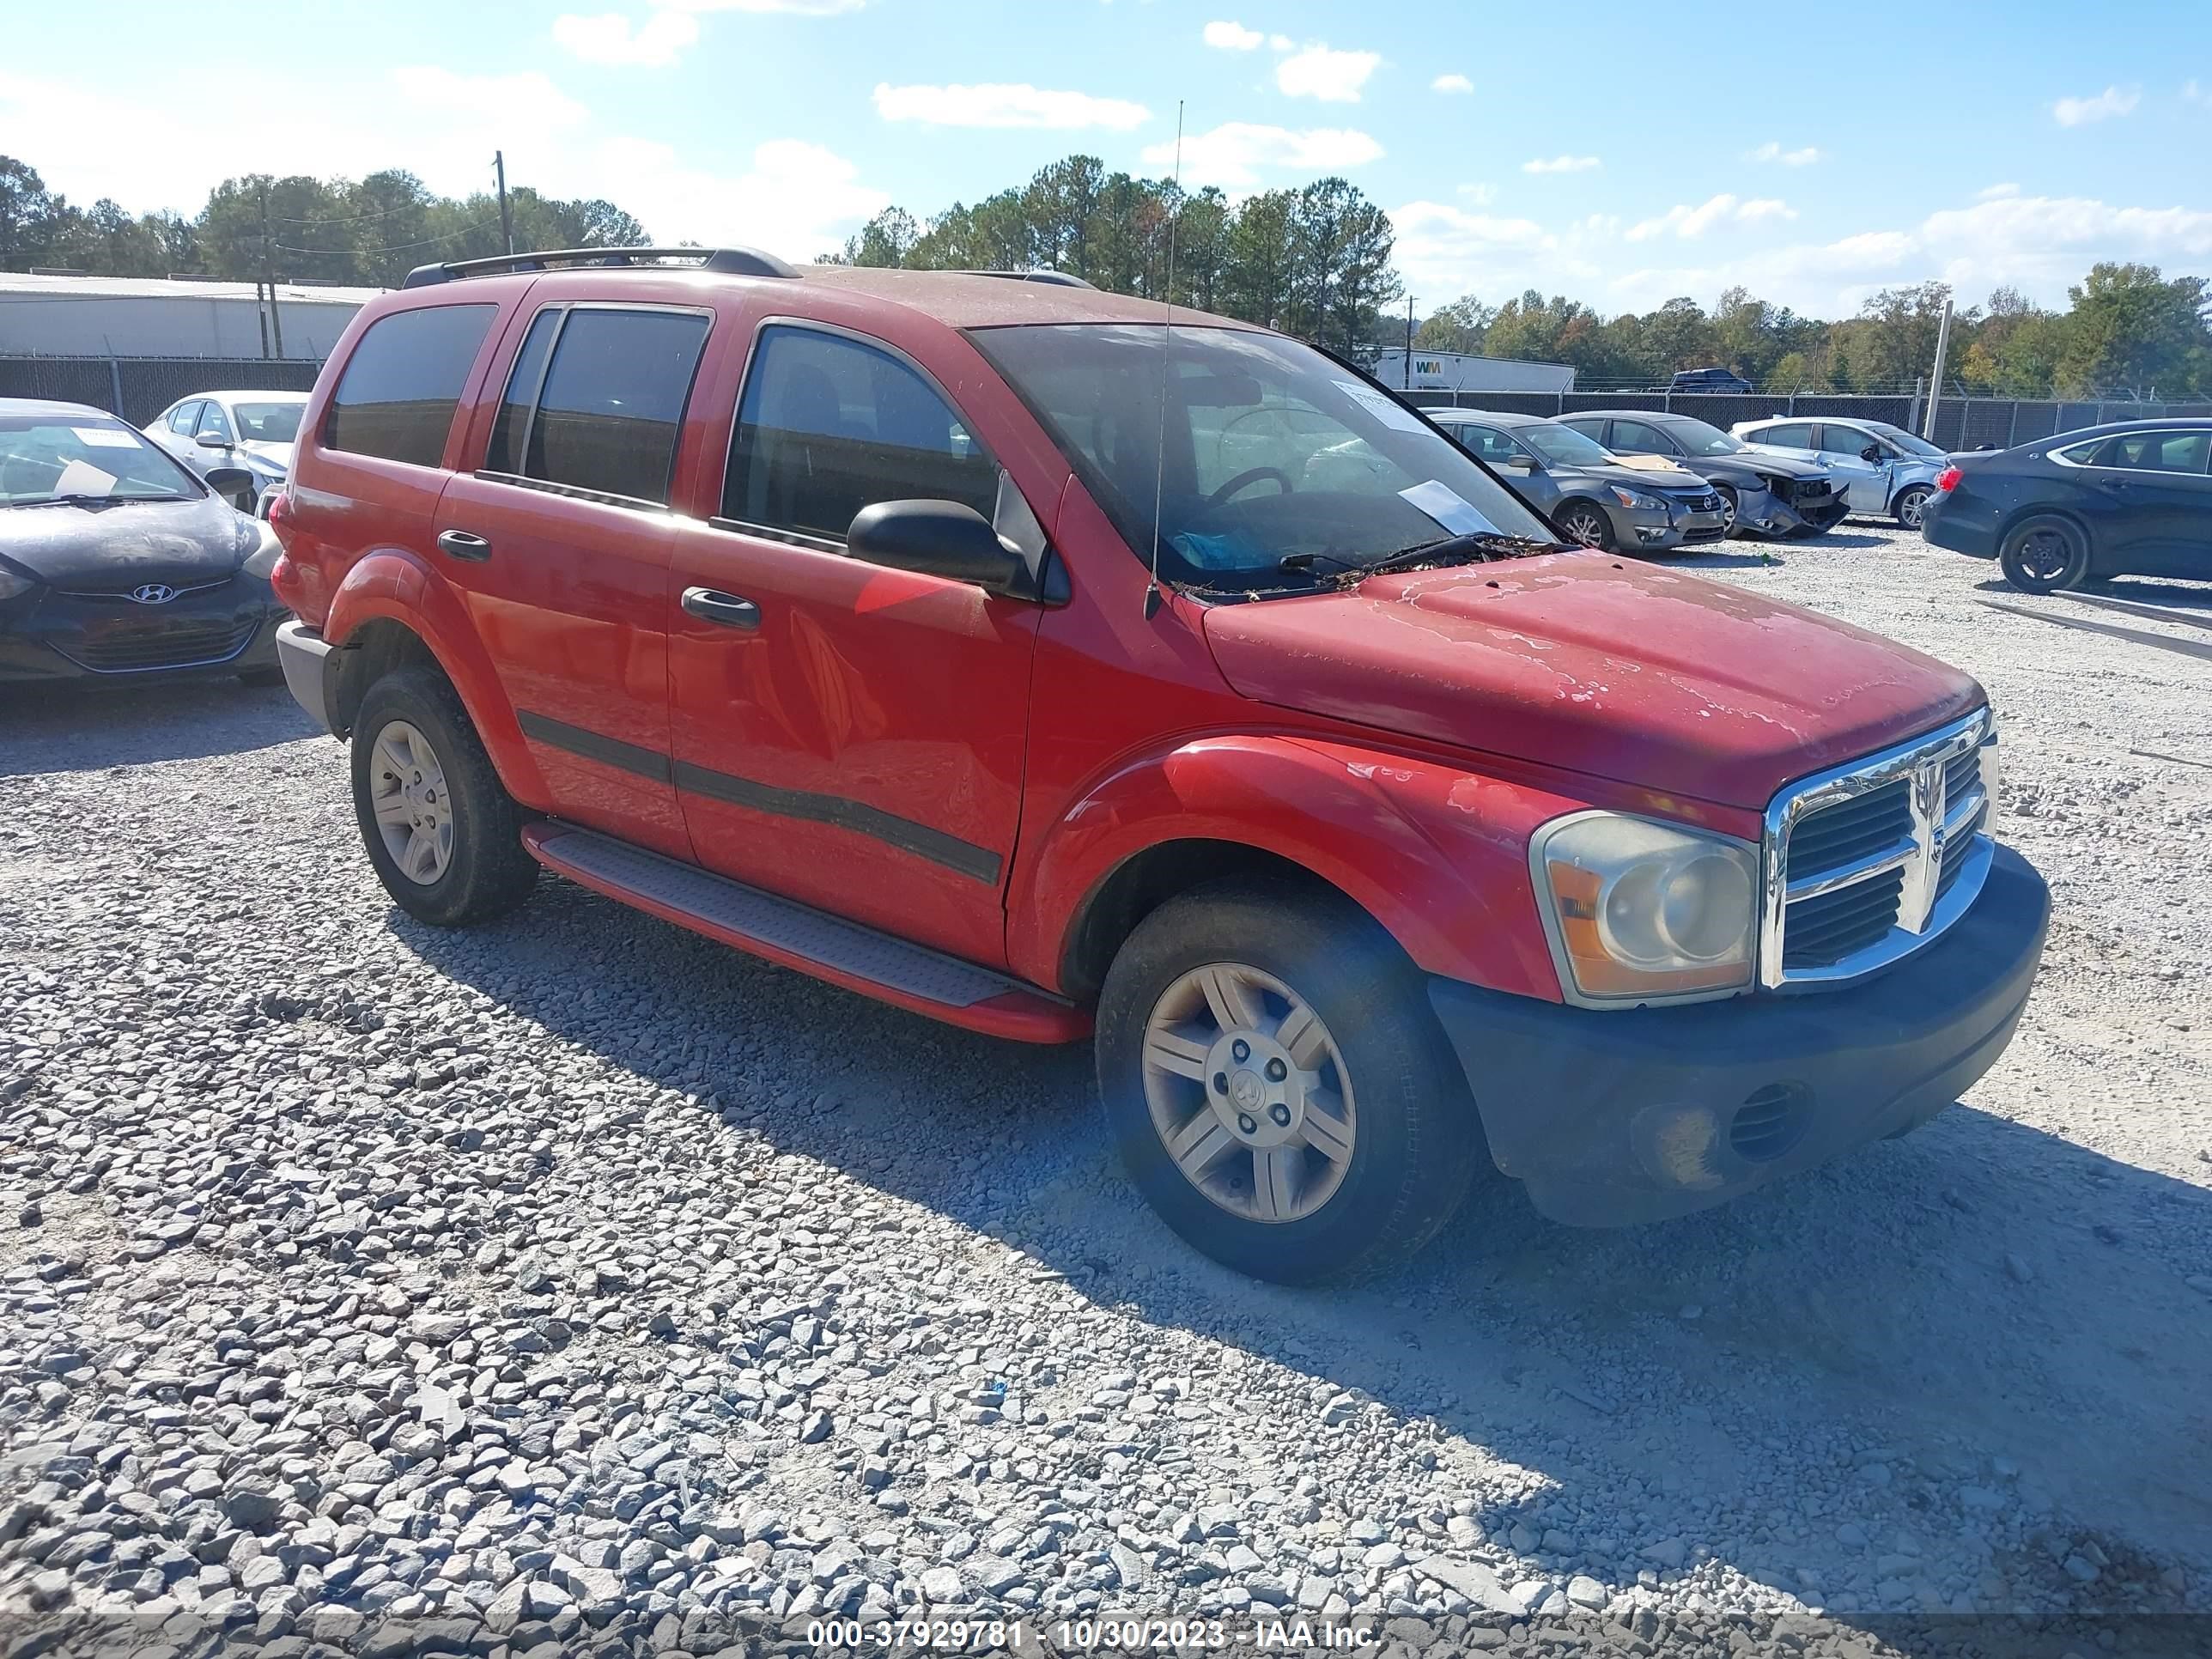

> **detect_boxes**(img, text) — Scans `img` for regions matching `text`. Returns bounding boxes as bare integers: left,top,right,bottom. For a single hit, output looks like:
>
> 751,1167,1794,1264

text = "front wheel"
1712,483,1741,538
1998,515,2090,594
1096,880,1483,1284
1553,500,1615,551
350,665,538,927
1893,484,1932,532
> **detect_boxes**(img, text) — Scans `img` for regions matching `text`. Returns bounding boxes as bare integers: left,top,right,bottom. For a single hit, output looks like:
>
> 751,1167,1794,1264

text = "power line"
270,217,501,258
271,200,434,228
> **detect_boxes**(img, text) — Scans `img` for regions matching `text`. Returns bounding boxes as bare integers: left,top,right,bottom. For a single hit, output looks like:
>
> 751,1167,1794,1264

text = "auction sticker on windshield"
73,427,142,448
1398,478,1498,537
1334,380,1427,432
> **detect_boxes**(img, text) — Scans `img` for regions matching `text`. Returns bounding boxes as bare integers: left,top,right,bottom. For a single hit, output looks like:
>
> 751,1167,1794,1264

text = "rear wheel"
1554,500,1615,550
1096,879,1483,1284
1893,484,1933,531
1999,515,2090,594
350,666,537,927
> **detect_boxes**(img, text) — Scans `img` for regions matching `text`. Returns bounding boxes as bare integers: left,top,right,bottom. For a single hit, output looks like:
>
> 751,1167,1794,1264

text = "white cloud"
1275,45,1381,103
593,135,886,258
2185,79,2203,104
551,10,701,66
871,82,1150,130
1456,182,1497,204
389,66,590,135
1522,154,1600,174
1746,140,1821,166
1268,33,1294,50
1431,73,1473,94
1201,19,1262,49
2052,84,2139,125
661,0,860,10
1144,122,1382,188
1626,193,1797,240
1978,181,2021,200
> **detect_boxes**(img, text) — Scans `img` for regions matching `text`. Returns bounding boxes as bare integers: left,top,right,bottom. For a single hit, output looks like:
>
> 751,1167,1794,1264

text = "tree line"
0,155,646,292
7,146,2207,398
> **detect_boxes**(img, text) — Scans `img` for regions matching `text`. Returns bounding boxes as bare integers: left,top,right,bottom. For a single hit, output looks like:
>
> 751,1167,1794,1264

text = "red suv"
270,246,2049,1282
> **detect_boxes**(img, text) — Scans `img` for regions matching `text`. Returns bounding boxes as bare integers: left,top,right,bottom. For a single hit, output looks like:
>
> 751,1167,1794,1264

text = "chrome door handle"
436,529,492,561
681,586,761,629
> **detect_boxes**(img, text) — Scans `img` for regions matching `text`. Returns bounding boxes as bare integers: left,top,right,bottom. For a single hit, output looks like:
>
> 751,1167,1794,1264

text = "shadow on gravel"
1668,550,1783,570
1970,575,2212,615
1798,531,1895,550
403,875,2212,1623
0,678,315,777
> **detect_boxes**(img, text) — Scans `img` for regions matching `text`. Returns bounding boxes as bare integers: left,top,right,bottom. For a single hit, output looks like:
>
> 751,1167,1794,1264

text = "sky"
3,0,2209,321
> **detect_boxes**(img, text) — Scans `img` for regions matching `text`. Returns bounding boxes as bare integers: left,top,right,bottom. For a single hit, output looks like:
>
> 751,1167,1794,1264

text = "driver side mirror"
848,500,1031,597
1859,443,1883,464
196,431,233,450
204,466,256,513
1500,453,1537,471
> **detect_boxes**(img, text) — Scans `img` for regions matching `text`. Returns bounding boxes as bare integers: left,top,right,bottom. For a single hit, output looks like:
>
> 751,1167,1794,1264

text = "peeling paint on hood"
1201,550,1984,810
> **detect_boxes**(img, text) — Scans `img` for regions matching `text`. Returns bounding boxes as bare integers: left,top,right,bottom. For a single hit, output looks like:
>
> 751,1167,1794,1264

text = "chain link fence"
1405,388,2212,451
0,356,326,428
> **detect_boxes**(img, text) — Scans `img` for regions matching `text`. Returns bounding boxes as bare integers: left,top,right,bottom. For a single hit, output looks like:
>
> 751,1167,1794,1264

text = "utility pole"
1403,295,1415,389
1923,297,1954,441
253,277,269,361
495,151,514,256
257,181,284,359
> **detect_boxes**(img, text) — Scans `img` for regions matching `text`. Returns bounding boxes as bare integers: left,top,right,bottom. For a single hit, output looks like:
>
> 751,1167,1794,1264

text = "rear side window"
500,307,710,505
1760,422,1815,448
324,303,497,467
723,325,997,542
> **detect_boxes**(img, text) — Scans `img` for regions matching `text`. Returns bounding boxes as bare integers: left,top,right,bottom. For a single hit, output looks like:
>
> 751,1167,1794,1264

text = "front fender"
1009,733,1589,1003
324,549,547,805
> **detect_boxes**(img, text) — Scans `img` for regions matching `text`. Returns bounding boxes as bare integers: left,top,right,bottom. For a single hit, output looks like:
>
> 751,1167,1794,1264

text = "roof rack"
400,246,799,290
951,269,1097,289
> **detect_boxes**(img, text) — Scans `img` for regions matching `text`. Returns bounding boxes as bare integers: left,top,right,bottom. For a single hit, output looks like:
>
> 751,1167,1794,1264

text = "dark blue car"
1923,418,2212,592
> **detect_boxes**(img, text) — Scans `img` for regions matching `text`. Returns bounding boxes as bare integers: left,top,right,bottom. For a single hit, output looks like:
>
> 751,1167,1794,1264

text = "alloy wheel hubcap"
1900,491,1926,528
2021,531,2070,580
1140,962,1356,1224
369,720,454,885
1718,492,1737,530
1563,510,1604,545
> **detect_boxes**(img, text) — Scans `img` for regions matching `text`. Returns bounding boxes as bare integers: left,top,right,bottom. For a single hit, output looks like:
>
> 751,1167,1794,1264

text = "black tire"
237,665,285,688
1553,499,1615,551
350,665,537,927
1892,483,1933,532
1998,515,2090,594
1095,878,1484,1285
1712,483,1741,538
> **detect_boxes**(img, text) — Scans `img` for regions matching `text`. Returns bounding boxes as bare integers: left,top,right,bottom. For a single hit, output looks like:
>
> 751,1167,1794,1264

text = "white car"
143,390,309,518
1729,416,1954,530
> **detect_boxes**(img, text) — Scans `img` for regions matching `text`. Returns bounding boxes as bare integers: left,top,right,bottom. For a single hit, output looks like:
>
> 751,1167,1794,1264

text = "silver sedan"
1731,416,1954,529
143,391,308,519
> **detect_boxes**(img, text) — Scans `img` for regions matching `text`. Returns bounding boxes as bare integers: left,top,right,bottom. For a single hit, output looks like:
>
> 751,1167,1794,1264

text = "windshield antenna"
1143,99,1184,622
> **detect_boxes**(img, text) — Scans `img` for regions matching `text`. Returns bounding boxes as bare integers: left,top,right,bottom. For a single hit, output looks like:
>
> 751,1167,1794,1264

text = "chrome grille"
1760,708,1996,988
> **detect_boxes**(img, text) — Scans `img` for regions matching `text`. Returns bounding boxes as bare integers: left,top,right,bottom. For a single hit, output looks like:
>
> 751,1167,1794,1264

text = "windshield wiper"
1277,550,1366,574
14,492,182,509
1357,531,1559,576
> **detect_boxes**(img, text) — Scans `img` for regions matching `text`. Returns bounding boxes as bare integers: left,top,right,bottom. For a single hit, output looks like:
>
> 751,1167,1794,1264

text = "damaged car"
1559,410,1850,538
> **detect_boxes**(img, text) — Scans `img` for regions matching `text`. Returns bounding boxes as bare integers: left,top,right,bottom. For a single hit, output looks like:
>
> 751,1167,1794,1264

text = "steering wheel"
1206,466,1293,509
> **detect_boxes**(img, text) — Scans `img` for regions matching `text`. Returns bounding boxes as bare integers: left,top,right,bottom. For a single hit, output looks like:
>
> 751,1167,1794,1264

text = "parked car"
268,246,2047,1283
1669,367,1753,394
1428,409,1728,552
143,390,309,518
1559,411,1849,538
1733,416,1954,529
0,398,287,685
1922,419,2212,592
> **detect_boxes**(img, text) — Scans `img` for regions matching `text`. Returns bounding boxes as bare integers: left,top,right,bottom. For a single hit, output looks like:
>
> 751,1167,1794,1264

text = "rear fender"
323,549,547,805
1012,734,1586,1003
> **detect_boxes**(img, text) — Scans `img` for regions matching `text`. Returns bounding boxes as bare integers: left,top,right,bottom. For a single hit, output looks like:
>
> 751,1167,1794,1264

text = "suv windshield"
972,324,1552,587
1520,421,1614,467
235,402,306,443
0,416,202,506
1865,420,1944,459
1666,418,1747,458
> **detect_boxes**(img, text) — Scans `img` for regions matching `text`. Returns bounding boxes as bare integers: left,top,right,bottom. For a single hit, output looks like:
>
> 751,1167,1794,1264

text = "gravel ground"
2,521,2209,1658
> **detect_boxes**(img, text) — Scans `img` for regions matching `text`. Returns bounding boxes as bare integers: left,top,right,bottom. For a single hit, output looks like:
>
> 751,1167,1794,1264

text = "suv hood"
1202,550,1983,811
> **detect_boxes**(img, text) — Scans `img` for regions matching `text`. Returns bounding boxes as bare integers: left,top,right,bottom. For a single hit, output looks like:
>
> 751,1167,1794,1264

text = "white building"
1370,349,1576,394
0,272,380,360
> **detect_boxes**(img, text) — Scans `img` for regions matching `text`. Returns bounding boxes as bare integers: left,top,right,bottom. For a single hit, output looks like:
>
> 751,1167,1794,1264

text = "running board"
521,823,1089,1044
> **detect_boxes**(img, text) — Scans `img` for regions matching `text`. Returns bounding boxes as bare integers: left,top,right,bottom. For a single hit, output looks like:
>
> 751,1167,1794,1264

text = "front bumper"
1612,497,1730,550
0,576,283,684
1738,483,1849,539
276,619,336,732
1429,843,2050,1225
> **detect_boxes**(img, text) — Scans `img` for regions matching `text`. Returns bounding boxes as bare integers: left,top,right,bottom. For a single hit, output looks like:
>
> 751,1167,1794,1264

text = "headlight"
1531,812,1758,1006
241,522,283,581
0,562,39,602
1607,485,1662,511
